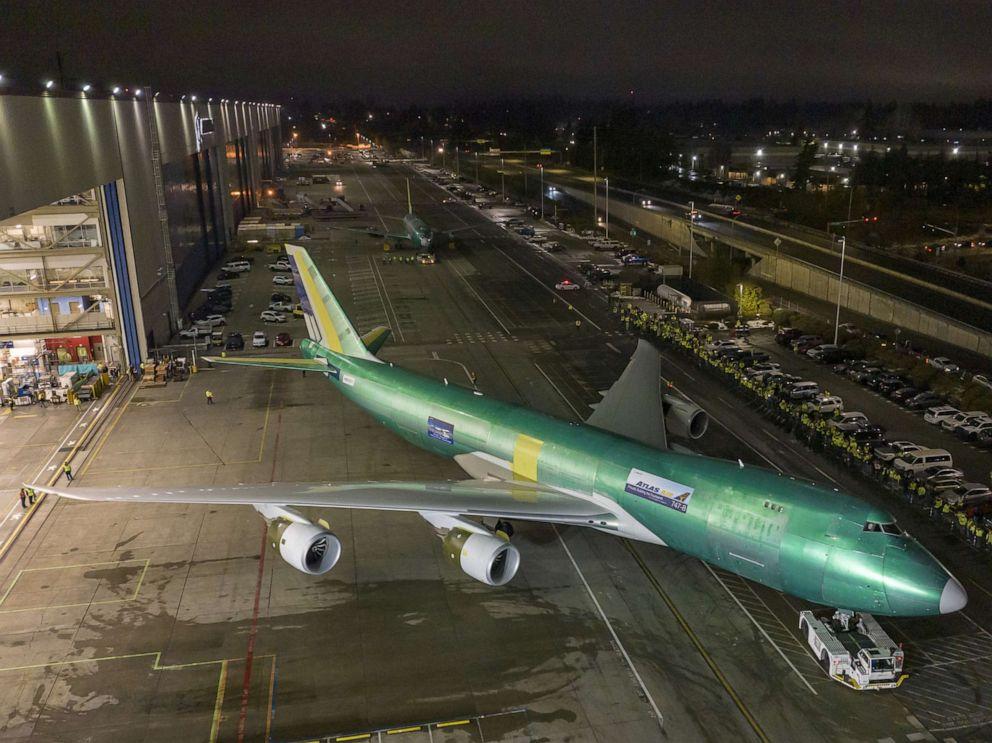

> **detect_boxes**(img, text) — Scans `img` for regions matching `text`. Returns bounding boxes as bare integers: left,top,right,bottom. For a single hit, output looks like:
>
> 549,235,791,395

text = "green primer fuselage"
301,339,956,617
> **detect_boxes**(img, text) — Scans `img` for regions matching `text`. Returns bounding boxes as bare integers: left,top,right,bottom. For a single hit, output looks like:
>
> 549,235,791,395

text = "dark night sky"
2,0,990,104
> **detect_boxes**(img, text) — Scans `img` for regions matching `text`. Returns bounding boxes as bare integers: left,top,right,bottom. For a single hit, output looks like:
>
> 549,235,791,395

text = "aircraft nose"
940,576,968,614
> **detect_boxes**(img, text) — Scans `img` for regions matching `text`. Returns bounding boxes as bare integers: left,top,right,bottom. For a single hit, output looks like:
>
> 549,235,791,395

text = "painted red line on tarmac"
238,411,281,741
237,524,268,742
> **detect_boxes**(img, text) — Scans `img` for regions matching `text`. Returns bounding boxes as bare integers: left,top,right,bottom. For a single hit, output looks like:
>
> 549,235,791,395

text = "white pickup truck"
800,609,907,690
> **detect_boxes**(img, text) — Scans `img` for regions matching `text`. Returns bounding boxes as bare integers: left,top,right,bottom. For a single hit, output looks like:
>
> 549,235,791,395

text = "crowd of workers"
616,303,992,552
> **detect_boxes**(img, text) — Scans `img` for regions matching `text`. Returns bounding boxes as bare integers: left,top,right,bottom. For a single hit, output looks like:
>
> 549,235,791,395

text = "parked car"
807,344,842,362
555,279,580,291
269,301,294,312
230,254,255,265
973,374,992,392
807,395,844,415
786,381,821,401
944,483,992,508
791,335,823,353
268,260,292,272
775,327,802,346
924,405,960,425
746,319,775,329
941,411,989,433
926,476,965,494
222,261,251,273
275,332,293,347
849,366,881,384
272,275,294,285
959,419,992,440
873,441,922,462
198,314,226,327
893,448,954,474
179,325,209,339
251,331,268,348
830,412,870,432
706,339,743,353
850,426,886,444
217,270,240,280
260,310,287,323
271,292,293,303
913,465,964,483
928,356,961,374
225,332,244,351
889,386,921,403
904,391,943,410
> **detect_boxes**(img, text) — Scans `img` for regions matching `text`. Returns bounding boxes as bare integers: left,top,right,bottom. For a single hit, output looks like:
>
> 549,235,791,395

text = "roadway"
482,156,992,332
0,157,988,742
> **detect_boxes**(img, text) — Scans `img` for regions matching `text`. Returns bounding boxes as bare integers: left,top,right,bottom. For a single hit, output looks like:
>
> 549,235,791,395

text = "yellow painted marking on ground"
84,373,277,475
625,541,770,743
0,558,149,613
209,659,228,743
0,649,275,674
386,726,421,734
512,433,543,481
78,391,132,478
336,734,371,742
264,656,277,741
436,719,470,727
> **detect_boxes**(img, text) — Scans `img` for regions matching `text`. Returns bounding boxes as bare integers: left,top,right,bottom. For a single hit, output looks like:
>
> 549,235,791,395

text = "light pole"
455,146,460,178
593,125,598,225
833,236,847,345
539,164,544,221
687,200,694,279
605,177,610,238
737,283,744,320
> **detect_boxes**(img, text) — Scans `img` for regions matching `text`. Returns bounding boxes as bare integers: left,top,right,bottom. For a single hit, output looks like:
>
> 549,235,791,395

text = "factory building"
0,90,280,400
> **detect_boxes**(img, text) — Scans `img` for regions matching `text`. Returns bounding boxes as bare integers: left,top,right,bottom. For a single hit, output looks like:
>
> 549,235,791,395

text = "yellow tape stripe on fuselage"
512,433,543,481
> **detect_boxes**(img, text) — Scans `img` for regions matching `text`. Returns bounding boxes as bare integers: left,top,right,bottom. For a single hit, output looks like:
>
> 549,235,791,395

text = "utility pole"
833,236,847,345
539,164,544,221
455,146,459,178
593,126,598,225
687,200,694,279
605,177,610,238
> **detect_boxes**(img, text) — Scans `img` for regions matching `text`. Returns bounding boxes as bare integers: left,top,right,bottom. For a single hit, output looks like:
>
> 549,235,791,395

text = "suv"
224,332,244,351
904,391,942,410
924,405,960,425
943,483,992,508
893,448,954,474
786,381,821,400
830,412,869,431
775,328,802,346
941,411,990,433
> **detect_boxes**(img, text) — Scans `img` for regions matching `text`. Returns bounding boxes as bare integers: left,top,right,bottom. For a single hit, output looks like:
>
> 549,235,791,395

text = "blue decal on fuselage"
427,416,454,444
624,468,694,513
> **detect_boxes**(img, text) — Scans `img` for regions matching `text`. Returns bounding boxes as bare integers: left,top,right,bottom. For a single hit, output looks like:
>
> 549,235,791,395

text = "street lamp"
539,164,544,221
605,177,610,238
833,236,847,345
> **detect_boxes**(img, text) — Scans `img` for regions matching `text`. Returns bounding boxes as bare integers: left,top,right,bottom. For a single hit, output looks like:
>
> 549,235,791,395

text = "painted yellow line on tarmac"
264,656,276,742
625,541,769,743
209,659,228,743
336,734,371,742
0,558,148,613
436,719,470,727
386,726,421,734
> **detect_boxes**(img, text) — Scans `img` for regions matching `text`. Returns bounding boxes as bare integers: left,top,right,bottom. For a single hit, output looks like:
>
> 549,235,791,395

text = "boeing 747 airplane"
33,245,967,617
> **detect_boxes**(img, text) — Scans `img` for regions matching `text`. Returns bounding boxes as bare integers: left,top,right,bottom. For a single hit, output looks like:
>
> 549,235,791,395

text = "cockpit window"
864,521,902,535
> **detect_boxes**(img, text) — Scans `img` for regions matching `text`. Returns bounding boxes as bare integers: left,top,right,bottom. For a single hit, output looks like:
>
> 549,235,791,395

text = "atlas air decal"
427,416,454,444
624,468,694,513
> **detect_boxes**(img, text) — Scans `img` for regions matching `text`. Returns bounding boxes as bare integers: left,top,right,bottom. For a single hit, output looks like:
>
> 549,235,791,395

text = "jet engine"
275,521,342,575
442,528,521,586
663,393,709,440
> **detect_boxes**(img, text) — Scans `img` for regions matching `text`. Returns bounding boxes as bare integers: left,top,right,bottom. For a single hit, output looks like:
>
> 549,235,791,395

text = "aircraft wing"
30,480,619,527
203,356,328,373
586,339,668,450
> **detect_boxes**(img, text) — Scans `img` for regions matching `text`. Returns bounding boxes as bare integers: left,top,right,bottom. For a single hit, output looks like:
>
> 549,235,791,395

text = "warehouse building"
0,89,280,397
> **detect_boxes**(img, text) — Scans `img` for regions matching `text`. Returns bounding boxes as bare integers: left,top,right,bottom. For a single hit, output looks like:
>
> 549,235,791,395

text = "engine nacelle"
663,393,709,439
275,521,342,575
442,528,521,586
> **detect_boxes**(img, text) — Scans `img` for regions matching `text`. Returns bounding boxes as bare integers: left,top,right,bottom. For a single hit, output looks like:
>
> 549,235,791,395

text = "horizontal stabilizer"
361,326,391,355
203,356,328,373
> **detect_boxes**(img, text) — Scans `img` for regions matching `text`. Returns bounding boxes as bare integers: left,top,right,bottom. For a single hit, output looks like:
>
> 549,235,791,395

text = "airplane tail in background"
285,244,377,360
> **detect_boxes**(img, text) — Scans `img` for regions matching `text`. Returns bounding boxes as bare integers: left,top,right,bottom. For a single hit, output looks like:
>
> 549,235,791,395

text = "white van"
223,260,251,273
924,405,959,425
893,448,954,474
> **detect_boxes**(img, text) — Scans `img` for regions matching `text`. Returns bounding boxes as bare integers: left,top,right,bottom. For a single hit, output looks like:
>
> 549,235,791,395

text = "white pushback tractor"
800,609,908,690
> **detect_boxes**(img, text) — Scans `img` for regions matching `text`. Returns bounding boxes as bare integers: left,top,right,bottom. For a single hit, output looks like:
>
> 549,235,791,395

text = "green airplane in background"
34,245,967,617
364,178,475,251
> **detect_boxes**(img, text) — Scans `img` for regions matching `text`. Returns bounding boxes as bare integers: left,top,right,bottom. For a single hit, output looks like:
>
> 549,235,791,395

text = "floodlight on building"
190,95,197,102
953,147,960,155
208,97,213,103
112,86,122,95
134,89,142,97
180,94,187,100
154,92,160,98
81,84,91,93
756,148,763,156
44,79,55,89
